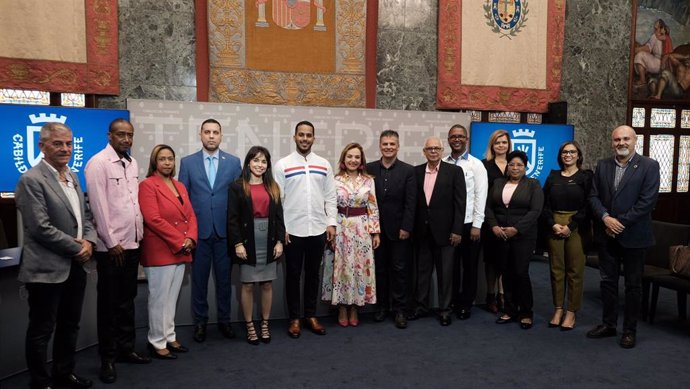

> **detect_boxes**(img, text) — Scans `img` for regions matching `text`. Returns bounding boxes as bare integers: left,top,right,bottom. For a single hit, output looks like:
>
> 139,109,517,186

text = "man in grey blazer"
16,122,97,389
587,125,660,349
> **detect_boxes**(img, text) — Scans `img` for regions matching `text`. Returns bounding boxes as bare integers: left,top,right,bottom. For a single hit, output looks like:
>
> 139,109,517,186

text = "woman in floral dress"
323,143,380,327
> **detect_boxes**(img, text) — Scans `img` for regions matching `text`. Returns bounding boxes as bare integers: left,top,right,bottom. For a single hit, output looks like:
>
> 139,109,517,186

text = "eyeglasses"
448,135,467,140
507,163,525,168
424,147,443,152
561,150,578,155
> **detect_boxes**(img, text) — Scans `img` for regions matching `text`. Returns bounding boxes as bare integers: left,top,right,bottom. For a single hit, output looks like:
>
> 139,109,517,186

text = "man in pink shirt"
410,136,466,326
85,119,150,384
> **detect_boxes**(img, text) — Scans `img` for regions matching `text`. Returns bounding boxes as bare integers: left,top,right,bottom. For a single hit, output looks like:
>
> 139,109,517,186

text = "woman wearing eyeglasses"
485,150,543,329
541,141,592,330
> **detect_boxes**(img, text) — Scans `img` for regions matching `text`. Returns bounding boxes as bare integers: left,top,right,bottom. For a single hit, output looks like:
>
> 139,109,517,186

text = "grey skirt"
240,218,277,283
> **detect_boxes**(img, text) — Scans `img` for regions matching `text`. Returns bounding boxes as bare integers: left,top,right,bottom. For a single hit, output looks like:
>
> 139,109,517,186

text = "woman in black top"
542,141,592,330
481,129,511,313
486,150,543,329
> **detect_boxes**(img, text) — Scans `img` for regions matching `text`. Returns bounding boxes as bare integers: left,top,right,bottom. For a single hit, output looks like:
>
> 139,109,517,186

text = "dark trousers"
374,234,411,314
96,249,140,361
414,235,455,313
495,236,536,318
285,233,326,319
452,223,481,310
25,263,86,389
598,238,646,333
191,232,231,325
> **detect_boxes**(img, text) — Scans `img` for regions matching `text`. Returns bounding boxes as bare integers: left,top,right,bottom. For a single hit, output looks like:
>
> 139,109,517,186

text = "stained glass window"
678,136,690,193
649,134,675,193
632,107,645,128
635,135,644,155
650,108,676,128
0,88,50,105
681,110,690,129
60,93,86,107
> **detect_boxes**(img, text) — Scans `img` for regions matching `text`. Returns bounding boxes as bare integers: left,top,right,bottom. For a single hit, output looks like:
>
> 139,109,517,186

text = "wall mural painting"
630,0,690,101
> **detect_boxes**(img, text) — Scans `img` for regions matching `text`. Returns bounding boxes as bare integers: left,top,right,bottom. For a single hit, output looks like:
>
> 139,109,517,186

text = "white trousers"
144,263,185,349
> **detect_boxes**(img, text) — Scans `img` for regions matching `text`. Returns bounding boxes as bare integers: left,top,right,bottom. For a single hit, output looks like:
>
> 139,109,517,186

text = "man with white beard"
587,125,660,349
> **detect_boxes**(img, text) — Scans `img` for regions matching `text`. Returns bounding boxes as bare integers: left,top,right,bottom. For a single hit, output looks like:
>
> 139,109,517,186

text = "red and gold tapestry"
437,0,565,112
0,0,119,95
200,0,376,108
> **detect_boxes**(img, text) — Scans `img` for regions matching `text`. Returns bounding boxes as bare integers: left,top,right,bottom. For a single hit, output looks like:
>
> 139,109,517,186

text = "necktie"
207,156,216,188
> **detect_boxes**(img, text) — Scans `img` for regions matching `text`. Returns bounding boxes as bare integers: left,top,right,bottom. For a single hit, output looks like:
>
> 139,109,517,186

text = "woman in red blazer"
139,144,198,360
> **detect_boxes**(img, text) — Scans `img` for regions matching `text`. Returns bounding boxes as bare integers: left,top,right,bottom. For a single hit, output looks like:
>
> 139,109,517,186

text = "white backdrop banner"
128,99,471,177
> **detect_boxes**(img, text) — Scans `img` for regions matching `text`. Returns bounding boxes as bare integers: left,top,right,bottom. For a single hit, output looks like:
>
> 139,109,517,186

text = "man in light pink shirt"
85,118,150,384
410,136,466,326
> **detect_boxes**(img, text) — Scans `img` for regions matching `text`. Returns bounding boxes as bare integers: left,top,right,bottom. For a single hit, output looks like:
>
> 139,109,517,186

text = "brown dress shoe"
288,319,301,338
304,317,327,335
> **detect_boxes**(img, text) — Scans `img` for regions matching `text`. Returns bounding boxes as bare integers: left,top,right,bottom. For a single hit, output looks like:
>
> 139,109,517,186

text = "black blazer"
227,181,286,265
485,177,544,240
589,154,660,248
413,162,466,246
366,159,416,240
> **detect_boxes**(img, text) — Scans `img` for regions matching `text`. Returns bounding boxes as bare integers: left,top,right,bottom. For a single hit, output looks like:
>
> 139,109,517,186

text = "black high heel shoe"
166,341,189,353
260,319,271,344
246,321,260,345
147,343,177,360
548,307,564,328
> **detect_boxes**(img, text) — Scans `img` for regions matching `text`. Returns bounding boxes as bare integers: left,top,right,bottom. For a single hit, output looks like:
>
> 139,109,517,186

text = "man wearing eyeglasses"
409,136,466,326
443,124,488,320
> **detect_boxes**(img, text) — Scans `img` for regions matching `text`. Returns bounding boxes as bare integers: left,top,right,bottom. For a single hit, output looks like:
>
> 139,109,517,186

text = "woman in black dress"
481,129,511,313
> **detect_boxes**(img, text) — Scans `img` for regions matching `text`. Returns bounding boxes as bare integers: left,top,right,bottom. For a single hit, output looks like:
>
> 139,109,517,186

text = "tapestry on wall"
437,0,565,112
0,0,119,95
201,0,376,108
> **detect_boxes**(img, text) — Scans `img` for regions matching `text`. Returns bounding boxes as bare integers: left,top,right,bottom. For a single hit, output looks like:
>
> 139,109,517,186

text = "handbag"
669,245,690,279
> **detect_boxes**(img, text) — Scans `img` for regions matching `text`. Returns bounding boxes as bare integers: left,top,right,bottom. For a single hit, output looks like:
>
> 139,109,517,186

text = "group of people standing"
16,117,660,389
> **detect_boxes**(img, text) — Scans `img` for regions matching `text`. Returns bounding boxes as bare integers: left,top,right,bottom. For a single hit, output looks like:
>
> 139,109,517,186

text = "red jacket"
139,175,198,267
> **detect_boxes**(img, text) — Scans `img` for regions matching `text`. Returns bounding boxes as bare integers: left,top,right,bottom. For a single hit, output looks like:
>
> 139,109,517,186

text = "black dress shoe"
620,332,636,349
147,343,177,360
457,308,471,320
373,309,387,322
394,312,408,329
495,314,514,324
193,324,207,343
99,361,116,384
53,373,93,389
440,313,452,326
520,318,533,330
166,342,189,353
116,351,151,364
406,309,427,321
218,322,236,339
586,324,617,339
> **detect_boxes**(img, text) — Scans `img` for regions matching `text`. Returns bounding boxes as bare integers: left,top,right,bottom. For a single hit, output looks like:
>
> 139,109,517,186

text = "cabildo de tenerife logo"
512,128,544,180
483,0,529,39
12,113,84,174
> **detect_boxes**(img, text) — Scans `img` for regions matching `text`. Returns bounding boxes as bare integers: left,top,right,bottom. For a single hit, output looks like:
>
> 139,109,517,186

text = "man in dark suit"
366,130,416,329
410,136,466,326
179,118,242,342
16,122,97,389
588,125,660,349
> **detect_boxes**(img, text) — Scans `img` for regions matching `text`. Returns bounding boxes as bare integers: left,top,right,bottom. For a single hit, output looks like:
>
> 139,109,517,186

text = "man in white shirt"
443,124,488,320
274,120,337,338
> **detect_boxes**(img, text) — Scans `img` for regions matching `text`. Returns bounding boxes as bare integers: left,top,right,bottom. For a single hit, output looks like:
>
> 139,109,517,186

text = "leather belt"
337,206,367,217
